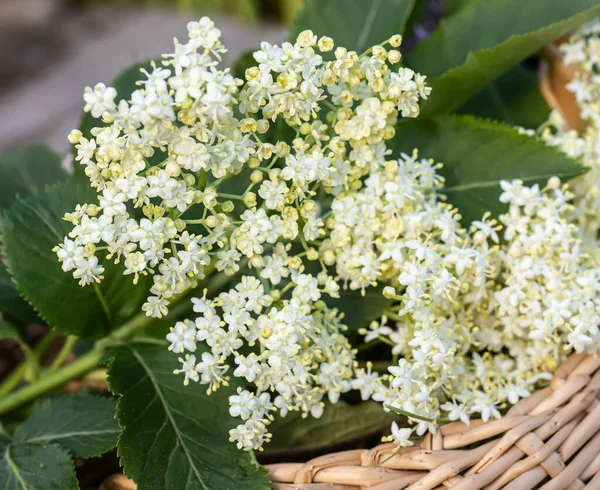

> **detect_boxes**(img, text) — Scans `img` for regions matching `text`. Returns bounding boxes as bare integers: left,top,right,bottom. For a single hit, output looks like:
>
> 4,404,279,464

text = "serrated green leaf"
0,437,78,490
0,145,68,211
267,401,395,456
0,261,40,327
0,180,151,339
390,115,587,223
290,0,416,51
405,0,600,116
13,394,119,458
104,341,269,490
457,63,551,129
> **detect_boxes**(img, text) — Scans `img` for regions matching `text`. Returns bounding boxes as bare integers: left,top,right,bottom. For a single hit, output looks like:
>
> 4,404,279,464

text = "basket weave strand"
265,352,600,490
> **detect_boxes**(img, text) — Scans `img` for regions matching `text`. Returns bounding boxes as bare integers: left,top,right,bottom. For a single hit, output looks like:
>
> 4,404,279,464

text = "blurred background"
0,0,291,154
0,0,445,156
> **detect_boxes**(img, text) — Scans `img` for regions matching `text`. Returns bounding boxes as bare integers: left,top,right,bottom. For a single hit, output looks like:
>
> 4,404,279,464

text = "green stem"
198,170,208,190
93,283,114,327
49,336,77,372
0,332,58,398
0,312,149,416
0,267,221,416
0,350,103,416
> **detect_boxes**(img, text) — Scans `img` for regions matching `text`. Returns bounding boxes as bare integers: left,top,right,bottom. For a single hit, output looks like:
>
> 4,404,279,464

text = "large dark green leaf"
405,0,600,116
390,115,587,223
329,287,393,331
13,394,119,458
267,401,395,456
443,0,475,17
0,180,151,339
457,63,551,129
0,261,40,327
290,0,417,51
0,145,68,210
0,435,78,490
104,341,269,490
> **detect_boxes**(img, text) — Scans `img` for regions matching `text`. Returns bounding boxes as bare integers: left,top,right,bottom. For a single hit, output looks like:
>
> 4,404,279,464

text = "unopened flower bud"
165,161,181,177
68,129,83,144
387,49,401,64
174,218,186,232
86,205,101,217
389,34,402,47
383,286,397,299
250,255,264,268
256,119,269,133
183,173,196,186
548,176,561,189
250,170,263,184
221,200,234,213
317,36,334,52
306,248,319,261
247,157,260,169
243,192,257,208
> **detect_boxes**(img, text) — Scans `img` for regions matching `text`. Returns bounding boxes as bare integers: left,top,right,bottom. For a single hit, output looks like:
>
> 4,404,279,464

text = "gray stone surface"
0,7,284,154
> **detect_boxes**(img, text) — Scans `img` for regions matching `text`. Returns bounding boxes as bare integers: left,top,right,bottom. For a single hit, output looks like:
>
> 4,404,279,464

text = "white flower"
72,256,104,285
351,364,380,401
441,400,470,425
55,239,85,272
83,83,117,118
389,422,414,448
167,320,197,353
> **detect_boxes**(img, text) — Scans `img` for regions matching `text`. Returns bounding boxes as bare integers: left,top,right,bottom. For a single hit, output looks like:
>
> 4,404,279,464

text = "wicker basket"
266,352,600,490
540,43,581,131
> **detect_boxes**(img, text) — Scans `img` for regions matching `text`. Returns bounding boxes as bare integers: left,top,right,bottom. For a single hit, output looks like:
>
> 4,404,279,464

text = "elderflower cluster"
538,19,600,243
334,165,600,444
169,282,354,451
55,18,432,450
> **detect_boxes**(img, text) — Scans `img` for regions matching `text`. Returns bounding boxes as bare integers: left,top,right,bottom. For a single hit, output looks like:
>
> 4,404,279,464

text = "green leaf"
330,287,392,331
0,321,21,341
267,401,395,455
0,180,151,339
0,261,40,327
104,341,269,490
290,0,417,51
405,0,600,116
443,0,475,17
390,115,587,223
231,49,257,80
0,145,68,211
457,63,551,129
13,394,119,458
0,436,78,490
